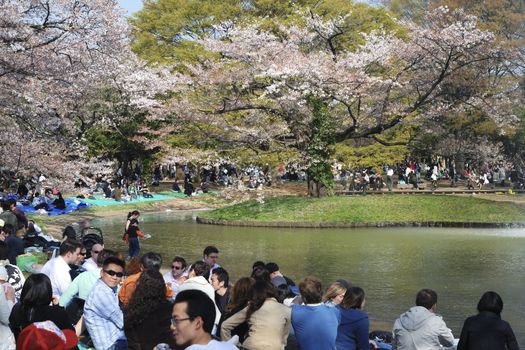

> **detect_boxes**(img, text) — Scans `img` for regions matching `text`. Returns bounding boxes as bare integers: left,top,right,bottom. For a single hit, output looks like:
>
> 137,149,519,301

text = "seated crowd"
0,238,520,350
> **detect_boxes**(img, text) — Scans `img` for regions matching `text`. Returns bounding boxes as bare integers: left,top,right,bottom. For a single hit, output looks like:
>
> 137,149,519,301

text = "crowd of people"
0,226,521,350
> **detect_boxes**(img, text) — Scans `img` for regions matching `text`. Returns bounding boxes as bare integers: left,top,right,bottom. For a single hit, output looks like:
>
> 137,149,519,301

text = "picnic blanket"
19,199,92,216
77,193,175,207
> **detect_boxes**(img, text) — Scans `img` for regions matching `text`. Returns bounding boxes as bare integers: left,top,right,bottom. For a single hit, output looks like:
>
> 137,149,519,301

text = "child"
124,220,150,259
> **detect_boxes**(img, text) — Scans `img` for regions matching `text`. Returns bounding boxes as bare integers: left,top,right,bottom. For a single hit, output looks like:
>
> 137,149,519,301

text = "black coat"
457,311,519,350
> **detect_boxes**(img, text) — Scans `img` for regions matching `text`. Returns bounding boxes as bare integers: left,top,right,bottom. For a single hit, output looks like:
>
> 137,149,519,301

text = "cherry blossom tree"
164,7,518,195
0,0,176,188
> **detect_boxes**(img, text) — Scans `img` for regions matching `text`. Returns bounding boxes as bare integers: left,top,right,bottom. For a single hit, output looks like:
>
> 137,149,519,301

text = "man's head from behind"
171,289,216,347
299,276,323,304
416,289,438,311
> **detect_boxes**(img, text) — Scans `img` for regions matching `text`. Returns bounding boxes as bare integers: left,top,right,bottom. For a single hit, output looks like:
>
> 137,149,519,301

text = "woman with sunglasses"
124,269,176,350
9,274,73,339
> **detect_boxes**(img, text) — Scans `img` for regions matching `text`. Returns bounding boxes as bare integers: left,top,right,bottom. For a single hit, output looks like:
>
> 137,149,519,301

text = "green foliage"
305,97,336,194
335,142,408,171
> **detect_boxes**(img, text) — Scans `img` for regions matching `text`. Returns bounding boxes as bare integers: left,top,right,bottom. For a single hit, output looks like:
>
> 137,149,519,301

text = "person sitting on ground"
178,261,221,333
217,277,254,342
40,239,83,298
336,286,372,350
211,267,230,314
82,243,104,271
0,265,16,349
118,252,172,305
221,277,291,349
8,199,27,234
163,256,187,296
0,241,25,299
9,274,74,340
84,256,127,350
392,288,454,350
0,201,18,234
59,249,116,325
52,192,66,210
323,281,348,307
292,276,341,350
457,291,519,350
124,269,177,350
203,245,221,272
172,289,238,350
4,223,24,265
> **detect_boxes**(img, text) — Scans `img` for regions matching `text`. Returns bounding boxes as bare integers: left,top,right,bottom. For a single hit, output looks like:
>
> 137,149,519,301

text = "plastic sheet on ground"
19,199,92,216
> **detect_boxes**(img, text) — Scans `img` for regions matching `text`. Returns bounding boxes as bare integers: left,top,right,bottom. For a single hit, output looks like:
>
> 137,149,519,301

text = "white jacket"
178,276,222,333
392,306,455,350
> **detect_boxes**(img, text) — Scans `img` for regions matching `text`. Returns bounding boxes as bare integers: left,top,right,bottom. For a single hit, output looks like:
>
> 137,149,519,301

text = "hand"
51,295,59,305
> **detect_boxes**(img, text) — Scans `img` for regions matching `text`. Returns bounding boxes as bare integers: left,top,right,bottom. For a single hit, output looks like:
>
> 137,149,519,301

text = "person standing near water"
124,211,147,259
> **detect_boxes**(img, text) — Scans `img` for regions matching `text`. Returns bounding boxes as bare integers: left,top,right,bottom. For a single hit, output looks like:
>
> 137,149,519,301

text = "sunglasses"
79,252,86,256
172,265,183,270
92,250,101,254
104,270,124,278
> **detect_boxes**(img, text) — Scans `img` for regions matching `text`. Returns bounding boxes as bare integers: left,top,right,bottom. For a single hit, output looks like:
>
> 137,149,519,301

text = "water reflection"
92,211,525,345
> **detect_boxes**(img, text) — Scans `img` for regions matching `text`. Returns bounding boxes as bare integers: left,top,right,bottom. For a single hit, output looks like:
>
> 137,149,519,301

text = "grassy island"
198,195,525,227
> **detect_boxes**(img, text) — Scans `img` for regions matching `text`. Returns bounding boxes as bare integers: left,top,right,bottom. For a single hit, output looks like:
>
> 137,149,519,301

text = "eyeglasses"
103,270,124,278
171,317,192,326
208,255,218,259
79,252,86,256
92,250,101,254
172,265,183,270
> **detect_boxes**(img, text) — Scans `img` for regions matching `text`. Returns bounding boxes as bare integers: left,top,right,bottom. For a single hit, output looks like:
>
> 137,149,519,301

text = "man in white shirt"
171,289,237,350
40,240,82,298
163,256,187,296
82,243,103,271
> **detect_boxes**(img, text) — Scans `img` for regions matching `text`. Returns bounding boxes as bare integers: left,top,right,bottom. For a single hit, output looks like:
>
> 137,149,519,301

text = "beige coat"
221,297,291,350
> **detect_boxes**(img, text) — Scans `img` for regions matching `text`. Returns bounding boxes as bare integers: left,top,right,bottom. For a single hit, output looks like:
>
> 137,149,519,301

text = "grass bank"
198,195,525,225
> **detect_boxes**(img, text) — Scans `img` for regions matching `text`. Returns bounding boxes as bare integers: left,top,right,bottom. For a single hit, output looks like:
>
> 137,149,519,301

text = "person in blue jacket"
336,286,371,350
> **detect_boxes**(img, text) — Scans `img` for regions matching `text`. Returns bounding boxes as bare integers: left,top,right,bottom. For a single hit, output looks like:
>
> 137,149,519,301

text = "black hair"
0,200,10,211
190,261,210,277
127,210,140,219
341,286,366,310
0,241,8,260
175,290,216,334
251,267,271,283
252,261,265,270
172,256,187,269
203,245,218,257
3,223,15,236
265,262,279,274
21,274,53,322
103,256,126,270
141,252,162,271
477,291,503,316
59,239,82,256
125,269,167,329
212,267,229,287
416,289,437,309
97,249,116,266
62,225,77,240
246,279,278,320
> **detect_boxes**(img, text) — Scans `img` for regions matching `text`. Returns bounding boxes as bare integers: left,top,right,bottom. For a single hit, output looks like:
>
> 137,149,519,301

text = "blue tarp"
19,199,92,216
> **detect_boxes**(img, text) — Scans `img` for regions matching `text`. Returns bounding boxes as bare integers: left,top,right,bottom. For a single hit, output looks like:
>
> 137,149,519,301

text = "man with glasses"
171,290,237,350
84,256,127,350
202,246,220,271
82,243,104,271
163,256,187,296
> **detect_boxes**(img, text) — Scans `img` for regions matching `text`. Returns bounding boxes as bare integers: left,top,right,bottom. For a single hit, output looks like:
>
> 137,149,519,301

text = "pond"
92,210,525,345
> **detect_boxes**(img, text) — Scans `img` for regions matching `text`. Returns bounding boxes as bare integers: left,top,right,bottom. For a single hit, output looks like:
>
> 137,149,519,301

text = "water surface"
92,211,525,344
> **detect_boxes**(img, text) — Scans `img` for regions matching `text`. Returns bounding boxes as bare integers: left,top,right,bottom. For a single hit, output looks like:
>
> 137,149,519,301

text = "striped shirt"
84,279,125,349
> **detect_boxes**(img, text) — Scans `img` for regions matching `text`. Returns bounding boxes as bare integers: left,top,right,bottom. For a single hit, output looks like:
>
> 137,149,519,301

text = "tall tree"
158,8,516,195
